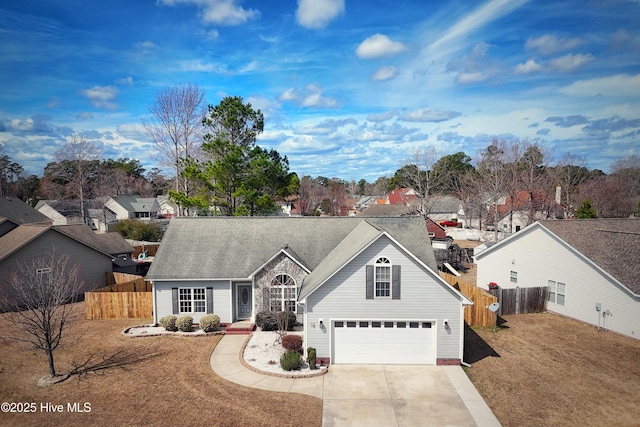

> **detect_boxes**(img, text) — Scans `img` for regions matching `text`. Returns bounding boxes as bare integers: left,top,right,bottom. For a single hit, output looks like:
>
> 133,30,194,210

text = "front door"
237,284,252,320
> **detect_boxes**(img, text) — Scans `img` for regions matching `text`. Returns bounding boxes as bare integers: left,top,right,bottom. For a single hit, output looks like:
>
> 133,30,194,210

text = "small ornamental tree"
4,251,83,379
576,199,598,218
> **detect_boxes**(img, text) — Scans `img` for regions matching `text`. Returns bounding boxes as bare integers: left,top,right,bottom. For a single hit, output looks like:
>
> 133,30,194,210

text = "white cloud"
279,84,339,108
371,66,398,81
159,0,259,26
560,73,640,97
135,40,159,55
80,85,118,110
179,60,226,73
115,76,134,85
367,111,397,122
356,34,406,59
525,34,585,55
429,0,529,52
116,123,146,138
75,112,94,120
515,59,543,74
296,0,344,29
398,108,461,123
549,53,595,72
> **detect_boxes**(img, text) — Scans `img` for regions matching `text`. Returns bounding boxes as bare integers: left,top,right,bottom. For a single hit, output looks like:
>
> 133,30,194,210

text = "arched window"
375,257,391,297
269,274,296,312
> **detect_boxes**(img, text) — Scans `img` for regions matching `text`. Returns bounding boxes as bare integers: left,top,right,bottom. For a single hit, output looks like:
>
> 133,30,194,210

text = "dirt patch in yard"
0,303,322,427
465,312,640,427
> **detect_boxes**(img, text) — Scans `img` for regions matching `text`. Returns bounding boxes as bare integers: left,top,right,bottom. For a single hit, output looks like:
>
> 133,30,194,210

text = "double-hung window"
548,280,566,305
179,288,206,314
375,257,391,297
510,271,518,283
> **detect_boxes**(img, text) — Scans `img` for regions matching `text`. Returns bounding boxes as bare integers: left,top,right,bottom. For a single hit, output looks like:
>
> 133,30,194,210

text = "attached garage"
332,320,436,364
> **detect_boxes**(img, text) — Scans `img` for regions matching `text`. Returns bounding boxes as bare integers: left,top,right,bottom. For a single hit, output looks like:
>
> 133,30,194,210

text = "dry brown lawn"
0,303,322,427
465,312,640,427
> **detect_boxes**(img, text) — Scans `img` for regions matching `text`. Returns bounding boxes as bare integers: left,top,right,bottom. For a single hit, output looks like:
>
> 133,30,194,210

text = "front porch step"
225,322,256,335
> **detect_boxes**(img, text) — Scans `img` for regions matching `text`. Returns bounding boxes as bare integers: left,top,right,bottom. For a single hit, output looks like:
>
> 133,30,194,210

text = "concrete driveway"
322,365,499,427
211,335,500,427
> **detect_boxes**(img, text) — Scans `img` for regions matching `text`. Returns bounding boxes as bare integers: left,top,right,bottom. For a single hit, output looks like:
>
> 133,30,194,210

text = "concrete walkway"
210,334,501,427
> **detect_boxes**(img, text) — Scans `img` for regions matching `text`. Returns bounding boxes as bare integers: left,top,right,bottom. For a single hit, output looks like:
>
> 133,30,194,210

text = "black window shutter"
366,265,374,299
172,288,179,314
392,265,401,300
206,287,213,314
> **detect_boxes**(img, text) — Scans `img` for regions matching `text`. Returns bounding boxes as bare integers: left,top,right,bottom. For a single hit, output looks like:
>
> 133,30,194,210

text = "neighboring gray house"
475,219,640,340
57,225,137,273
147,217,472,365
428,196,465,224
0,223,114,305
105,195,160,220
0,198,51,239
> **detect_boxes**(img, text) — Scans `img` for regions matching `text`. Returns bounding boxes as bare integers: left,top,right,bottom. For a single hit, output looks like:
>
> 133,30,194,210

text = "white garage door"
332,320,436,364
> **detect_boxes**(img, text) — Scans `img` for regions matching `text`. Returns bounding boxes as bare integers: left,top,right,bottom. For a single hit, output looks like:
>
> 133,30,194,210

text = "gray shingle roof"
359,204,417,217
55,225,133,256
111,195,157,213
147,217,436,282
0,198,50,224
538,219,640,294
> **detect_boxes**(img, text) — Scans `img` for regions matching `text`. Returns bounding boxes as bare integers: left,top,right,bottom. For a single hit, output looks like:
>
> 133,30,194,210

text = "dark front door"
237,284,252,320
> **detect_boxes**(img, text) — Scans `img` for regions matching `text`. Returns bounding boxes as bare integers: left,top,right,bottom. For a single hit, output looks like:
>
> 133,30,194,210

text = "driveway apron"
322,365,481,427
210,335,500,427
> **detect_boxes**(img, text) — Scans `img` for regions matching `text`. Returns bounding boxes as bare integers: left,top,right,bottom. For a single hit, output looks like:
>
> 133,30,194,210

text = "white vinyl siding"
153,280,231,324
305,235,463,362
476,224,640,340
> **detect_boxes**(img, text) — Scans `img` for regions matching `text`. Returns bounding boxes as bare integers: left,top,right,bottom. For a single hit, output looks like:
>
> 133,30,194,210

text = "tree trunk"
46,348,56,377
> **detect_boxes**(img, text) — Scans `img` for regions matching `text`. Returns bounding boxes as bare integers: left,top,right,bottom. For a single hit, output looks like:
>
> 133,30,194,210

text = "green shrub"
199,314,220,332
256,310,278,331
176,315,193,332
280,350,302,371
276,310,297,331
281,334,303,353
307,347,317,370
159,315,177,332
113,219,164,242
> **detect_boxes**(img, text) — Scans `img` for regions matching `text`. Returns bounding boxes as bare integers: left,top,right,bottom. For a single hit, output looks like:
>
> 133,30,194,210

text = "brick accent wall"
436,358,461,366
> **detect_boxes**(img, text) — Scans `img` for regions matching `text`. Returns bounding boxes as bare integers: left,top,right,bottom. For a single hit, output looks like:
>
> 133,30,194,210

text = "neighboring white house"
146,217,472,365
475,219,640,340
105,195,160,220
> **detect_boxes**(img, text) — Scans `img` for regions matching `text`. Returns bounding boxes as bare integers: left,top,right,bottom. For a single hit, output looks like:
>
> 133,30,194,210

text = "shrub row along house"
475,218,640,340
146,217,472,365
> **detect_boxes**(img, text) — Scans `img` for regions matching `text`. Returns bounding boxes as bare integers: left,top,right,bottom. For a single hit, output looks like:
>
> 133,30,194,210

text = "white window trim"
36,267,51,275
269,274,297,312
375,257,392,299
510,271,518,284
178,287,207,314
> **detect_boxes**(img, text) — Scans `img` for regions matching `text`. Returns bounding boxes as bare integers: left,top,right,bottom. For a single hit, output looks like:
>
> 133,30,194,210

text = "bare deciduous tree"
55,135,102,225
3,251,83,380
143,83,206,216
401,146,443,218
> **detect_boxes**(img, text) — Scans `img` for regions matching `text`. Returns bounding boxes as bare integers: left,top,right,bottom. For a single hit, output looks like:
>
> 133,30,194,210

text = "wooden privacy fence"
489,286,549,316
85,272,153,319
85,291,153,319
102,272,152,292
439,272,498,327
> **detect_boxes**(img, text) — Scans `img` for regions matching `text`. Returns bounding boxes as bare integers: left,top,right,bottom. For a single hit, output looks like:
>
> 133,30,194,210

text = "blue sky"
1,0,639,181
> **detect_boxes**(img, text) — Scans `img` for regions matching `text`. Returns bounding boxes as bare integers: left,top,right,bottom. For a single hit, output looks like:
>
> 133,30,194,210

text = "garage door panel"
333,320,435,365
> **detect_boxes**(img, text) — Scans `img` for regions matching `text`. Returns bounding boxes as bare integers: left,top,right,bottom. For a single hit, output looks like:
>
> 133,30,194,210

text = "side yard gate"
439,272,498,327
